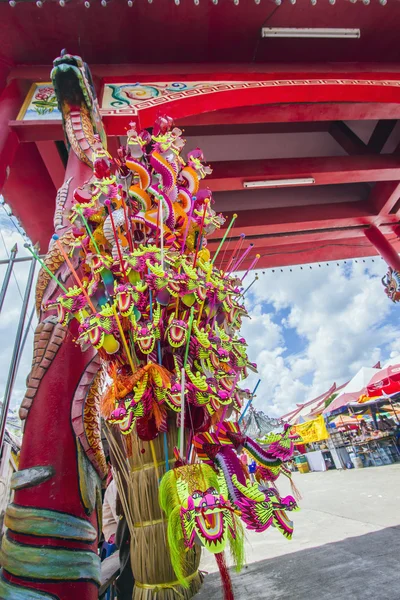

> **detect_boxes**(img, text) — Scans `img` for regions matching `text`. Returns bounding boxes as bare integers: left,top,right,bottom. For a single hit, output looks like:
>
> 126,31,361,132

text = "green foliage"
324,393,338,409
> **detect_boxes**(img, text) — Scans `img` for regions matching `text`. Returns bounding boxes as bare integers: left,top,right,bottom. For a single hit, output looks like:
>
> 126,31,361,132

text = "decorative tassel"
215,552,235,600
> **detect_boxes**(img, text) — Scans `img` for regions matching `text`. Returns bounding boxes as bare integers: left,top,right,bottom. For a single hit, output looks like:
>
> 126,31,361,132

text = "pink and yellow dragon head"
159,463,244,586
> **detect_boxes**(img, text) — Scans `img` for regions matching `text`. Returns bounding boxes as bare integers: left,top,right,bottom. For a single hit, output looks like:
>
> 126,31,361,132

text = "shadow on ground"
195,526,400,600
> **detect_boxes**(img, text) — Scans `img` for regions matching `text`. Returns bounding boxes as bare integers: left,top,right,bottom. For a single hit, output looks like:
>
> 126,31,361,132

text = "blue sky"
1,204,399,419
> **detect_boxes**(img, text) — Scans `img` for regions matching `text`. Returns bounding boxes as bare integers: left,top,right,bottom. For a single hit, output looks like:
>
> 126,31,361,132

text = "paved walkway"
196,464,400,600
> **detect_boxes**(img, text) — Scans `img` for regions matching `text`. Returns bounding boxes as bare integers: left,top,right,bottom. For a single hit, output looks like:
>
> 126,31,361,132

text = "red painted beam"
367,120,398,153
0,80,25,193
178,103,400,128
183,122,329,137
368,181,400,216
212,202,376,239
364,225,400,271
329,121,368,156
208,220,400,253
226,235,398,270
9,119,64,143
9,65,400,82
208,226,371,252
106,135,121,158
36,141,65,190
3,143,57,250
10,119,328,142
9,104,400,141
206,155,400,192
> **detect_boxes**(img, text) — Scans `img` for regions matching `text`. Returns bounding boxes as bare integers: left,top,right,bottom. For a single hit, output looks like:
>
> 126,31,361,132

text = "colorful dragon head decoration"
51,51,106,165
382,266,400,303
192,421,300,541
159,463,244,587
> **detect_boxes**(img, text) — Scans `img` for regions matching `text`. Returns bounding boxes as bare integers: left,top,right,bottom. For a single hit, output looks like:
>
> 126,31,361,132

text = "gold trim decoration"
133,518,164,528
135,570,201,597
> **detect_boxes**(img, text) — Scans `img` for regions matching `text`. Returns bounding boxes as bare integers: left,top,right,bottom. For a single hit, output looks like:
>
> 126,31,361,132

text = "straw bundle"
106,420,203,600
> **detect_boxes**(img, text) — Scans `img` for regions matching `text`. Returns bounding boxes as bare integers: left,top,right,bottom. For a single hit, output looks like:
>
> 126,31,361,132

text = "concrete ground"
196,464,400,600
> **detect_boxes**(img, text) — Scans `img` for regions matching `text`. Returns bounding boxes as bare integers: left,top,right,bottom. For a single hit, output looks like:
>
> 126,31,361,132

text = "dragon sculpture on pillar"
0,52,107,600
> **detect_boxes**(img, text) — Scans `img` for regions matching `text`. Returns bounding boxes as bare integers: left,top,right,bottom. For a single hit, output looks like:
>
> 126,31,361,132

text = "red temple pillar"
364,225,400,271
0,151,102,600
0,79,22,193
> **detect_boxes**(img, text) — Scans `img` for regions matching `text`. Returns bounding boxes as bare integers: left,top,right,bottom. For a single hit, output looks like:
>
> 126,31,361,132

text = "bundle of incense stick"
106,421,203,600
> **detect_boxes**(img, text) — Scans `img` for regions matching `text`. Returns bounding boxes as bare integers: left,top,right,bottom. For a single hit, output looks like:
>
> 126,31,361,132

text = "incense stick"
104,199,129,282
224,233,245,274
229,243,253,275
211,213,237,265
242,274,258,297
24,244,68,294
179,367,186,459
121,188,134,252
238,379,261,425
215,371,240,435
53,236,96,312
112,304,136,375
193,200,208,268
156,196,160,245
159,196,164,271
75,206,101,255
178,307,195,455
241,254,260,282
181,196,196,254
183,307,195,367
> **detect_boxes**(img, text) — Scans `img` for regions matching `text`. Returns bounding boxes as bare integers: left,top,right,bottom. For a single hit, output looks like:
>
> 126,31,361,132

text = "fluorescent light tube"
261,27,360,39
243,178,315,189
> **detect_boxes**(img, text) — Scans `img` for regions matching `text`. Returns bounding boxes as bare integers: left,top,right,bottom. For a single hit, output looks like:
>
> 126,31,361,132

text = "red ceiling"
1,2,400,67
2,2,400,268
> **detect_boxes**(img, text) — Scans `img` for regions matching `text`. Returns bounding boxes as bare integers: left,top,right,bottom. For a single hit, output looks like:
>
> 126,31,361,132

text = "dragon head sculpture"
51,50,106,165
159,464,243,586
382,266,400,303
166,314,189,348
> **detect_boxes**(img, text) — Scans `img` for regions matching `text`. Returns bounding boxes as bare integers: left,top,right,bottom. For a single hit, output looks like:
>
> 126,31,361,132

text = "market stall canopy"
323,366,380,416
325,391,364,416
381,404,400,414
331,415,359,431
349,393,399,410
366,363,400,397
282,383,339,425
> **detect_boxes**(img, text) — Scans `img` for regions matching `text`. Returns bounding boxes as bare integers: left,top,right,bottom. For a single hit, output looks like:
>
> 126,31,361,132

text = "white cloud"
240,257,400,417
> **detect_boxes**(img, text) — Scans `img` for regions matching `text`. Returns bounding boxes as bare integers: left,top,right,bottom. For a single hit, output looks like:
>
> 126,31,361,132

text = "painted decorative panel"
17,82,61,121
100,78,400,116
101,81,247,115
